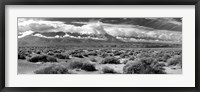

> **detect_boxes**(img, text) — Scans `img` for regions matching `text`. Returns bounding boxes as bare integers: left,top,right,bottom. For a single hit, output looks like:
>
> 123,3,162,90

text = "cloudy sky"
18,17,182,43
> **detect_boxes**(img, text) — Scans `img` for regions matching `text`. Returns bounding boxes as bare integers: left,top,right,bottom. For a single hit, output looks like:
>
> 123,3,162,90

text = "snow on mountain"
33,34,61,38
18,30,34,38
18,31,109,41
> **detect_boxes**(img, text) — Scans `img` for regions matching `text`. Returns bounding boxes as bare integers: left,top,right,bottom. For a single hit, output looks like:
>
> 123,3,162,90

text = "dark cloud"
44,18,182,31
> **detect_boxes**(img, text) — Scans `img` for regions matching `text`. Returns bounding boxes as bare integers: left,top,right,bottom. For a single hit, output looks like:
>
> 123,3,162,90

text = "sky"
18,17,182,43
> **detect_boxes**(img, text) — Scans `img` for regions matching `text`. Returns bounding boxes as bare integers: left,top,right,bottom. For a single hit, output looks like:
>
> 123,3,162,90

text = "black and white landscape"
18,18,182,74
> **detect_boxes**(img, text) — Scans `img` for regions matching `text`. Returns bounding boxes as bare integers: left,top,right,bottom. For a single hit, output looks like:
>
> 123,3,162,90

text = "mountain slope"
18,31,123,46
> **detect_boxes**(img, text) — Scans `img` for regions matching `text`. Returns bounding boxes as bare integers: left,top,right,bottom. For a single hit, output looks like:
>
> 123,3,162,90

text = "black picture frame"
0,0,199,92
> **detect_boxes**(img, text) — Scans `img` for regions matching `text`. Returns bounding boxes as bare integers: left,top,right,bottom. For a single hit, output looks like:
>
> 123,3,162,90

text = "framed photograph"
0,0,199,91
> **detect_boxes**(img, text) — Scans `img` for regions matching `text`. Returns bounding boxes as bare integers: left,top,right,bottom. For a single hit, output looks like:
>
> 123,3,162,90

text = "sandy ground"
18,57,182,74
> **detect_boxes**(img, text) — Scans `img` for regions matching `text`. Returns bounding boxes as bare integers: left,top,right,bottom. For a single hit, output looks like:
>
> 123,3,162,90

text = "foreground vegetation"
18,47,182,74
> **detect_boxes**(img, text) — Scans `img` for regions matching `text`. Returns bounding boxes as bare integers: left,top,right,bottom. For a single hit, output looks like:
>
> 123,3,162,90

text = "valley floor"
18,48,182,74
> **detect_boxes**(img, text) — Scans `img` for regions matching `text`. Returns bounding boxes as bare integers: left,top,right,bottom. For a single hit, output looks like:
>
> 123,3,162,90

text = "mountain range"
18,18,182,47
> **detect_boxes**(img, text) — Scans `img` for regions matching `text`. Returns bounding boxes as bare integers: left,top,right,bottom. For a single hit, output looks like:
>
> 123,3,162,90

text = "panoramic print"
18,18,182,74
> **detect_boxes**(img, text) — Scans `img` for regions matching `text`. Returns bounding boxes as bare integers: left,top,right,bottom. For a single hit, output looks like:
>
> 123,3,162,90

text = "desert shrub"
90,58,97,62
156,57,165,62
108,53,114,57
129,56,135,61
136,53,151,58
27,54,32,57
101,56,120,64
54,53,70,59
128,52,134,55
120,53,129,58
18,54,26,59
47,52,54,56
106,50,112,53
28,55,46,63
70,51,79,55
154,53,171,62
34,64,69,74
69,60,84,69
81,62,96,71
101,66,117,74
82,53,88,57
163,53,171,62
72,53,84,58
100,53,109,58
28,55,57,63
36,51,41,54
19,50,30,56
69,60,96,71
123,57,166,74
88,52,98,56
113,51,123,56
46,56,57,62
166,55,182,67
122,59,129,64
54,50,61,53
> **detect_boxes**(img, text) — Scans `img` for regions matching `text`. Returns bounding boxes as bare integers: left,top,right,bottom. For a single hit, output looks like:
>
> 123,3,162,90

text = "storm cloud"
18,18,182,43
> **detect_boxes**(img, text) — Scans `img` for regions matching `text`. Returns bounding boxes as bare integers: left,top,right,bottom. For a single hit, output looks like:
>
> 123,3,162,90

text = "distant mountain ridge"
18,31,181,48
18,31,123,46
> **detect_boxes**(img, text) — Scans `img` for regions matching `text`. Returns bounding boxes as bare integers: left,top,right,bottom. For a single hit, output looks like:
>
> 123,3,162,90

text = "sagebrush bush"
122,59,129,64
19,50,29,56
90,58,97,62
101,56,120,64
28,55,57,63
82,53,88,57
46,56,57,62
128,52,134,55
100,53,109,58
36,51,41,54
113,51,123,56
88,52,98,56
129,56,135,61
69,60,96,71
18,54,26,59
163,53,171,62
72,53,84,58
69,60,84,69
54,53,70,59
28,55,46,62
136,53,151,58
123,57,166,74
120,53,129,58
101,66,117,74
54,50,61,53
47,52,54,56
166,55,182,67
34,64,69,74
81,62,96,71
